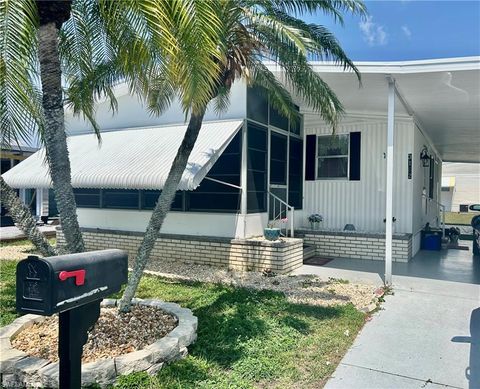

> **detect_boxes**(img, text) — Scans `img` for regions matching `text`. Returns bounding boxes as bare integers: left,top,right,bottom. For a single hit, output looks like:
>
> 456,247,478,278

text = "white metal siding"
303,115,414,233
64,81,247,135
412,123,443,236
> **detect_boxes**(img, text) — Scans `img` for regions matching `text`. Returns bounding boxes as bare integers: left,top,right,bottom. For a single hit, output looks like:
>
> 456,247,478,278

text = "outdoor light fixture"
420,146,430,167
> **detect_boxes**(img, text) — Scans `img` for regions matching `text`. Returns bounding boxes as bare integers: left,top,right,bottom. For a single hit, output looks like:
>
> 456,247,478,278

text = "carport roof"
273,57,480,163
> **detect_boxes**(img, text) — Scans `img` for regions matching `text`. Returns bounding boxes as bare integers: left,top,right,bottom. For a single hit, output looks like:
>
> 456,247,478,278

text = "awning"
2,120,243,190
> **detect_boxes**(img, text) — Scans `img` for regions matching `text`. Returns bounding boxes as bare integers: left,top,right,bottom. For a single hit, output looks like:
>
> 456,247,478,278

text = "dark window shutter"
305,135,316,181
349,132,361,181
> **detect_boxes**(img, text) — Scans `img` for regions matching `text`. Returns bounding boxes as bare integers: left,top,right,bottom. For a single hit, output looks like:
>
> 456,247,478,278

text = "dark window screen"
74,189,101,208
288,138,303,209
270,132,287,185
185,131,242,212
269,105,288,131
247,86,268,124
142,190,183,211
247,122,267,212
103,189,139,209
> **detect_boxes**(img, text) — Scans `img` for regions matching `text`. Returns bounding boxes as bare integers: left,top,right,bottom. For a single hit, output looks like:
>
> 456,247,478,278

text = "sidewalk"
295,250,480,388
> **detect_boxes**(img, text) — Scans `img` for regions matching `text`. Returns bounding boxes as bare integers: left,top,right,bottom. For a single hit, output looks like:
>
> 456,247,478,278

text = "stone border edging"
0,299,197,388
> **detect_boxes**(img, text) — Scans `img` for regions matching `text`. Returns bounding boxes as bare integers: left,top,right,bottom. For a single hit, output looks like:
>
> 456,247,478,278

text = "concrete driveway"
295,247,480,388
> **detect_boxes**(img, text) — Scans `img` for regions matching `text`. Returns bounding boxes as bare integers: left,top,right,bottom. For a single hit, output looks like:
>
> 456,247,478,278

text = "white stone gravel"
12,306,177,363
143,261,380,311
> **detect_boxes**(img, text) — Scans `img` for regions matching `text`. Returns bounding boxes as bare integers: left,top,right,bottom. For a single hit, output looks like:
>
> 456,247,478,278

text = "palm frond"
261,9,361,83
249,60,298,122
0,0,43,148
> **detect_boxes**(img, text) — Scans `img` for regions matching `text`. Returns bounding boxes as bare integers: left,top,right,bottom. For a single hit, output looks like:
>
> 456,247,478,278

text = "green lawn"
1,255,366,388
444,212,479,225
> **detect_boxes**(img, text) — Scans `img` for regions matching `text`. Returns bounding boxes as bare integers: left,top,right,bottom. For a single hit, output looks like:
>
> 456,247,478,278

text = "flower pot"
264,228,281,241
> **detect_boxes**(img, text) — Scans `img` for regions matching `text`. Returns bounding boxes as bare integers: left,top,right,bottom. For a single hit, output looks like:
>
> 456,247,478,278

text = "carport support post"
385,78,395,286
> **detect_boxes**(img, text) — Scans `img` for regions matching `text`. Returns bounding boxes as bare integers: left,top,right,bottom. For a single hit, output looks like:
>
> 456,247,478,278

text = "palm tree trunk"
118,109,206,312
0,177,57,257
37,22,84,254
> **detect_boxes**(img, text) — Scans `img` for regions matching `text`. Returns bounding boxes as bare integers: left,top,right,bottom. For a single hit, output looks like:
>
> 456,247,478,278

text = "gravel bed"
12,306,177,363
144,261,380,311
0,242,36,261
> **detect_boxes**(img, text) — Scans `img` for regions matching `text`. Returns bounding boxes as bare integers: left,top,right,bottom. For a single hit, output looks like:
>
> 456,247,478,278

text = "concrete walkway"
0,225,57,242
294,247,480,388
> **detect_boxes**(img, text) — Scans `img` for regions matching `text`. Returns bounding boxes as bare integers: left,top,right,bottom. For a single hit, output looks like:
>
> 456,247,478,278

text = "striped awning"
2,120,243,190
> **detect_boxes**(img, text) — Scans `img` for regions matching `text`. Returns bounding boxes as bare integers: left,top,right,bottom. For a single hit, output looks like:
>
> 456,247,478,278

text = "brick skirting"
299,230,413,262
56,228,303,274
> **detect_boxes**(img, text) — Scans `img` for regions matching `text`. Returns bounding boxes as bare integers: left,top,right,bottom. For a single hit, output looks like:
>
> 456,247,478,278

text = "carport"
298,56,480,285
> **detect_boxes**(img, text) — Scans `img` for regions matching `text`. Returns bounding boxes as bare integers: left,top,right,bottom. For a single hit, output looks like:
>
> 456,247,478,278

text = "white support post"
290,207,295,238
239,121,248,238
35,188,43,221
385,78,395,286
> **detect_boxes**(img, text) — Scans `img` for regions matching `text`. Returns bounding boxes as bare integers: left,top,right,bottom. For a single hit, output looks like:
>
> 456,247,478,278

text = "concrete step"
303,244,316,261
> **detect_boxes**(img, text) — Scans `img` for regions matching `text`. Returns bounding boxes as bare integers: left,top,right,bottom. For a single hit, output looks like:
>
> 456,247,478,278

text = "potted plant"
264,218,287,241
308,214,323,230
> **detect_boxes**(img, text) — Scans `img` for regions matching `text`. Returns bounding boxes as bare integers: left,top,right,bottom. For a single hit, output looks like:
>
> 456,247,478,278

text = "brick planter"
0,299,197,388
57,228,304,274
299,229,413,262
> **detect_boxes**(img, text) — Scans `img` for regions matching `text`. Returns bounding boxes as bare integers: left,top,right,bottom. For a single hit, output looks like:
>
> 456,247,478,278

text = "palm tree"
1,0,223,254
0,177,57,256
118,0,366,311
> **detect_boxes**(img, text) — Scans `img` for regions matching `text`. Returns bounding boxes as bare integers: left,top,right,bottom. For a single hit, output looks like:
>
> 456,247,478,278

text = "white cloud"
359,16,388,46
401,25,412,39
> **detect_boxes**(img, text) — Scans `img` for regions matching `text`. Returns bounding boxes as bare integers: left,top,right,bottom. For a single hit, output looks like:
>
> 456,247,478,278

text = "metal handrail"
268,192,295,238
423,195,446,239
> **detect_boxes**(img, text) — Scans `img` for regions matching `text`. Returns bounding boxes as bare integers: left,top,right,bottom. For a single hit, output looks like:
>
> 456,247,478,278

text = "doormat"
447,245,470,251
303,257,334,266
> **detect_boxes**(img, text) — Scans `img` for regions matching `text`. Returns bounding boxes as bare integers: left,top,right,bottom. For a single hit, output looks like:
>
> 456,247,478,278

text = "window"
247,86,268,124
269,132,287,185
187,131,242,212
247,87,302,136
269,105,289,131
317,135,349,179
103,189,139,209
247,122,268,212
288,137,303,209
74,189,101,208
141,190,184,211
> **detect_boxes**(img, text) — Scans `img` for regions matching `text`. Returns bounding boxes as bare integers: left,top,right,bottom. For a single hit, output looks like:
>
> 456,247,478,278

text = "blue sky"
303,0,480,61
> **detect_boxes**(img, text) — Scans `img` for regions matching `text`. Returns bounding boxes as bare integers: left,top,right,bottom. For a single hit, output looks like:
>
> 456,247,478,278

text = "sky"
302,0,480,61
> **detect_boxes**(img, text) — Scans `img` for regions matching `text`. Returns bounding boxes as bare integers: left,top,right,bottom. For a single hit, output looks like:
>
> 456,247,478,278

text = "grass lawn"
444,212,479,225
1,245,366,388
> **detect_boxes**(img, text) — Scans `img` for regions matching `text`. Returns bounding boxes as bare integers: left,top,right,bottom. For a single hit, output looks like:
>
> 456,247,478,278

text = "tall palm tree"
118,0,366,311
1,0,223,254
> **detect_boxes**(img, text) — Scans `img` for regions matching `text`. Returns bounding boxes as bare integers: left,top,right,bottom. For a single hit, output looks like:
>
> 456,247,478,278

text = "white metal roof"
275,57,480,163
2,120,243,190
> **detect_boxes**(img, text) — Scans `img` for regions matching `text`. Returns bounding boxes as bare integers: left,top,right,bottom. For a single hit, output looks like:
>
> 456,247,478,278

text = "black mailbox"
16,249,128,316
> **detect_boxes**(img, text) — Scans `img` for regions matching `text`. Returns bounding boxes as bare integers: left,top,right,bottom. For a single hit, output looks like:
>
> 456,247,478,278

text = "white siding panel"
412,124,443,234
303,116,414,233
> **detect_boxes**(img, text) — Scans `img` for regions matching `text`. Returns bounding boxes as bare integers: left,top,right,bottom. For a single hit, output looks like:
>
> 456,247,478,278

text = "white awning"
2,120,243,190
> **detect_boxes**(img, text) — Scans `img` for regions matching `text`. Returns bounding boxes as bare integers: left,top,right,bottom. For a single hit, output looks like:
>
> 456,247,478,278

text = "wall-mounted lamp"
420,146,430,167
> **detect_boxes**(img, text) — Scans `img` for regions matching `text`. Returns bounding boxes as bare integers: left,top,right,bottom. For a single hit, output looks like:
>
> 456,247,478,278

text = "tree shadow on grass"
186,284,346,368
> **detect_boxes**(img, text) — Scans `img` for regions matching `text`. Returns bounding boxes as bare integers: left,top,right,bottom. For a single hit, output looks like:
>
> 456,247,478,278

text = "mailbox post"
16,249,128,389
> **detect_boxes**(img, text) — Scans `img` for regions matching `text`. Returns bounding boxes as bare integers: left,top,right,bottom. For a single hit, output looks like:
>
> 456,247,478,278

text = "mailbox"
16,249,128,316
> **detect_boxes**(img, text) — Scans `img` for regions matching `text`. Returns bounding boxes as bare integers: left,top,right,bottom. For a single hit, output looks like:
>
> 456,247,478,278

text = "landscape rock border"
0,299,197,388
